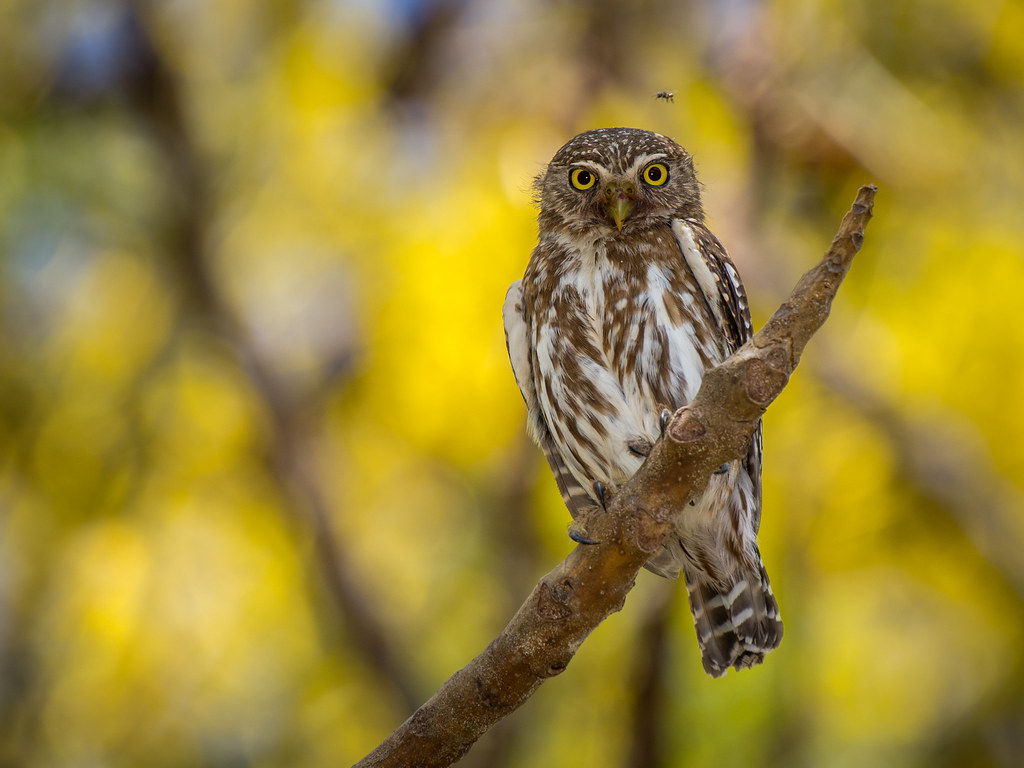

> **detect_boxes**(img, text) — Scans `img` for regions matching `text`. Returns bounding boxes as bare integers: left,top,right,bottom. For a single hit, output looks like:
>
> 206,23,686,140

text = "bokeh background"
2,1,1023,766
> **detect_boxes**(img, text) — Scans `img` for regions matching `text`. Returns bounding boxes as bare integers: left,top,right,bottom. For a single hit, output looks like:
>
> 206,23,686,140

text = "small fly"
655,91,674,102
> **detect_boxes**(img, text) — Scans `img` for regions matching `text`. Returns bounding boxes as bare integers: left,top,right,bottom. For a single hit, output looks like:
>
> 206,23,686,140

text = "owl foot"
713,463,729,475
659,409,673,438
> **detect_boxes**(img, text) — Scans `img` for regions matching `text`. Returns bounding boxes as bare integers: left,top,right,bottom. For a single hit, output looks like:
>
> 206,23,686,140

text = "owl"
503,127,782,677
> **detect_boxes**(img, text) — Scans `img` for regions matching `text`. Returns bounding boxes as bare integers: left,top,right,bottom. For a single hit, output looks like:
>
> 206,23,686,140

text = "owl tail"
684,558,783,678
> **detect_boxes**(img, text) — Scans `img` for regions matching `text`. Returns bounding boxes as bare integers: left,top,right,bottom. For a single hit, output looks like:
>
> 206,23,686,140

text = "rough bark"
356,185,878,768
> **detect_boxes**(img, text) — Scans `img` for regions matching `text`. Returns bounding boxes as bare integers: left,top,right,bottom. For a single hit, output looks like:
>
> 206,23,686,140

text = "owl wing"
503,280,596,519
671,219,752,350
672,219,764,531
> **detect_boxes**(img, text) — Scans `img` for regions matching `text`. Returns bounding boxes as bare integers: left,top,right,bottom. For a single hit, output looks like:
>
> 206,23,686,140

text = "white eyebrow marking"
626,152,668,175
570,160,610,177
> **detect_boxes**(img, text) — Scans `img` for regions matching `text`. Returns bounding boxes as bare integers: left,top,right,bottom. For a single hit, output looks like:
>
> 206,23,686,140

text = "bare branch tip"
851,184,878,215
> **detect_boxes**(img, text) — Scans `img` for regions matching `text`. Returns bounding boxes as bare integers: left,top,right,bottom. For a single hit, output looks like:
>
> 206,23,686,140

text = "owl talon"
713,462,729,475
659,409,673,438
628,438,652,457
569,529,599,546
593,481,609,510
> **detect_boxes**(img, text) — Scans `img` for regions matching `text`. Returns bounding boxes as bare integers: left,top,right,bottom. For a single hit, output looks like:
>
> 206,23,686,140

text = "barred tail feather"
685,560,783,677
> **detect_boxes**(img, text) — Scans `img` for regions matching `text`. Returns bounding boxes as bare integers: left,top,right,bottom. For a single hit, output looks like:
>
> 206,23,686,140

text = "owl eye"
642,163,669,186
569,168,597,191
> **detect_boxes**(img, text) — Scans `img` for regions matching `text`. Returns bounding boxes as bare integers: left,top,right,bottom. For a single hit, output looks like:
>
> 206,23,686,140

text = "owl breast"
525,224,729,492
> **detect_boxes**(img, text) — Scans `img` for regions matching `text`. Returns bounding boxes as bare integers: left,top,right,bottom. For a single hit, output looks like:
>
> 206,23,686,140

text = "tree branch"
356,185,877,768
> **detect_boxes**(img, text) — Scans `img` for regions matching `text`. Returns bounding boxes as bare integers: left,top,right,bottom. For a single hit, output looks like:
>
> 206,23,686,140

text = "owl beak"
603,182,636,230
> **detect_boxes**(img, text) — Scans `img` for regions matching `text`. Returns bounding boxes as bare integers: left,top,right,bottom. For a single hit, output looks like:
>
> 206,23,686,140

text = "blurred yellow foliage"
1,2,1023,767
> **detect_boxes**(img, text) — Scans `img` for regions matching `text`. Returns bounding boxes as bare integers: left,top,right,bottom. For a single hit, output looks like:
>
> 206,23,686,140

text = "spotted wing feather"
675,220,763,529
503,281,596,518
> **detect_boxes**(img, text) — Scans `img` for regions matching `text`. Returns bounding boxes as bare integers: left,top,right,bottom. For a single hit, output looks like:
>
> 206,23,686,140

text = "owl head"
536,127,703,236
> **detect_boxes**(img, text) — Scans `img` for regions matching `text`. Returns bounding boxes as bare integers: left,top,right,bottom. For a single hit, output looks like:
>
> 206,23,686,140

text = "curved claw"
628,438,652,458
592,481,608,510
659,409,673,438
713,462,729,475
569,529,600,546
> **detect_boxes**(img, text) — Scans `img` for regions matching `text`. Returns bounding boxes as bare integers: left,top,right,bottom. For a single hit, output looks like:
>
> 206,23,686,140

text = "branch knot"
536,579,575,620
745,356,789,406
667,410,706,443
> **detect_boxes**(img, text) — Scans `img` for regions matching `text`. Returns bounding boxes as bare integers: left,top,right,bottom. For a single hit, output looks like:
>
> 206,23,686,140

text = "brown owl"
503,127,782,677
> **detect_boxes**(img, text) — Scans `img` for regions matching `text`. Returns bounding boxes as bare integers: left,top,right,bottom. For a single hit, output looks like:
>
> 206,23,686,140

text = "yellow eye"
642,163,669,186
569,167,597,190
